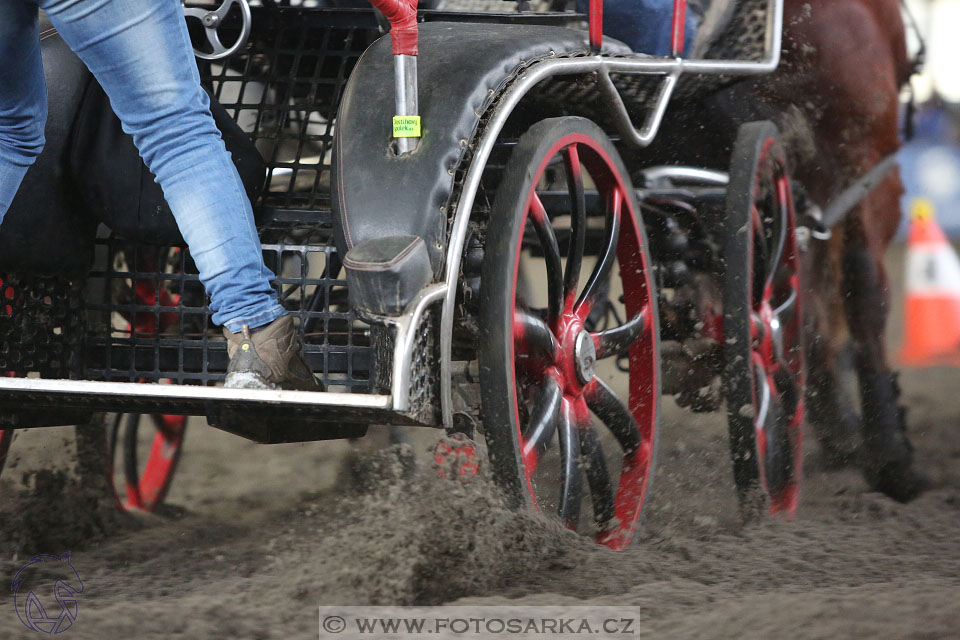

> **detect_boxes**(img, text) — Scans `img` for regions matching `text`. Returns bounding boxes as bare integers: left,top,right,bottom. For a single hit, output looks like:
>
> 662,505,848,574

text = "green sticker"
393,115,421,138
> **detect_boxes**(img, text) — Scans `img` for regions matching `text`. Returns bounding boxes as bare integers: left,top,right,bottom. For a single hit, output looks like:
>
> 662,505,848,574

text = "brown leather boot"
223,315,321,391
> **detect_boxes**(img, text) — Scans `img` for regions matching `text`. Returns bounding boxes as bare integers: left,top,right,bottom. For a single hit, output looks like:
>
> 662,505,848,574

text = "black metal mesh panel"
0,274,84,378
83,218,370,391
197,7,380,212
80,7,381,391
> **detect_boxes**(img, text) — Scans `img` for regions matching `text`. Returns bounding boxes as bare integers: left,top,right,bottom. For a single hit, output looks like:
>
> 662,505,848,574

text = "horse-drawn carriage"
0,0,806,548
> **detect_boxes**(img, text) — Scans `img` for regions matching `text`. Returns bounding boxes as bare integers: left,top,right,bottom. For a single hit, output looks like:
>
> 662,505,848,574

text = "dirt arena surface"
0,244,958,639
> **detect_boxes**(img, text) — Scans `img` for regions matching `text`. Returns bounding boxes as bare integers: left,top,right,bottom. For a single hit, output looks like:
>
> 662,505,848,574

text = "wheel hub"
574,330,596,385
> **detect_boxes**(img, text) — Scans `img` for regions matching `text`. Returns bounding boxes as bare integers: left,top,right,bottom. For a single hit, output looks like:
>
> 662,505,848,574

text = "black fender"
332,22,629,277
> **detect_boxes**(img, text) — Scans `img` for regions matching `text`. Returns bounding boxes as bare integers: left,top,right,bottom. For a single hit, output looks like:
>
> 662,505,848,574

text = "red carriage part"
117,411,187,511
1,275,21,317
108,265,188,512
131,279,182,337
433,434,480,481
117,249,183,337
671,0,687,56
589,0,603,52
368,0,419,56
589,0,688,56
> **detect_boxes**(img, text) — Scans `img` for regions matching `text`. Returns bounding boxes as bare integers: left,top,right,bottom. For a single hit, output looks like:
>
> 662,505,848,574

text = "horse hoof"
864,461,930,503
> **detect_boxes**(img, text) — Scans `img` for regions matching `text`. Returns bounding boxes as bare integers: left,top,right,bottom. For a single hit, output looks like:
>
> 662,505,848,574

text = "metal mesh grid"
196,8,380,212
82,219,370,391
77,8,383,390
0,274,84,378
408,309,440,424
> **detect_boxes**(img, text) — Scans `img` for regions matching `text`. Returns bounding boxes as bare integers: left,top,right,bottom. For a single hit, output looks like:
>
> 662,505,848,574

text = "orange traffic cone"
899,198,960,367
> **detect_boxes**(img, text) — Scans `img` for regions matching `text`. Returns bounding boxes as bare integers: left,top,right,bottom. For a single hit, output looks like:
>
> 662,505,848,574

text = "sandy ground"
0,243,958,639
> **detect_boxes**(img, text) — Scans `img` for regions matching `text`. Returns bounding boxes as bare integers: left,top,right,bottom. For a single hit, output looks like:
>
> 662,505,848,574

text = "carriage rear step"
0,378,402,443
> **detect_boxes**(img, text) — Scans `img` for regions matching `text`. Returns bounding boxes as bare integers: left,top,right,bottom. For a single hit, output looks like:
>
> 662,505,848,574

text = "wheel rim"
744,139,804,516
507,132,658,549
109,410,186,511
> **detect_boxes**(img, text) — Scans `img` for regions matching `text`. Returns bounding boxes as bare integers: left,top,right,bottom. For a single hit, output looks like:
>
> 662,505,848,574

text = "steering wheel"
183,0,252,61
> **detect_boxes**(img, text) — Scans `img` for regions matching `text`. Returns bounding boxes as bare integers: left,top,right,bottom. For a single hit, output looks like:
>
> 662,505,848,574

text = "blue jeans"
0,0,284,333
581,0,699,57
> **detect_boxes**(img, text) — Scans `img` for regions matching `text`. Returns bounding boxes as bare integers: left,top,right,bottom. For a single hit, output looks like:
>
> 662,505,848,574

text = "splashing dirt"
0,247,958,639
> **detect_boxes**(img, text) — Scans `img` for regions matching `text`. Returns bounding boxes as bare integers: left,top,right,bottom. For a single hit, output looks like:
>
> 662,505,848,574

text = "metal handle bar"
182,0,252,61
366,0,421,154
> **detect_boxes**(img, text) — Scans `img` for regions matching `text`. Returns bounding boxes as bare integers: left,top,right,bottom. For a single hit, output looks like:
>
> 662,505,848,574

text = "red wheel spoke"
750,310,762,342
773,287,797,319
530,192,564,327
521,377,562,467
766,176,791,288
750,204,771,296
137,420,185,508
593,306,648,360
769,289,797,366
579,422,616,530
116,411,185,511
584,376,642,454
153,413,186,440
757,366,793,497
557,399,583,529
575,187,621,318
122,413,144,507
562,144,586,306
513,310,558,360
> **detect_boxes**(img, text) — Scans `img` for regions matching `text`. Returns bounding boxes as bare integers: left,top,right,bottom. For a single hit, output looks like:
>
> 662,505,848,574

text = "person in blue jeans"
0,0,317,391
587,0,701,57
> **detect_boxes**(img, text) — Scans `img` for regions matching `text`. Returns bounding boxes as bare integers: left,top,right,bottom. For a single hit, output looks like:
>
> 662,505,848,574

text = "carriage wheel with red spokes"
108,411,186,511
722,121,805,517
479,117,660,549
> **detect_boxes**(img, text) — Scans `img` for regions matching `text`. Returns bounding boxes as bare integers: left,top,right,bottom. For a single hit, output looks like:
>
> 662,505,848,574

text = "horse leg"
802,235,863,467
805,337,862,468
841,198,928,502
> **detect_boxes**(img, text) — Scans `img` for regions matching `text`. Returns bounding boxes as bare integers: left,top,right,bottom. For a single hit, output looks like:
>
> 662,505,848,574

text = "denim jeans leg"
38,0,285,332
0,2,47,219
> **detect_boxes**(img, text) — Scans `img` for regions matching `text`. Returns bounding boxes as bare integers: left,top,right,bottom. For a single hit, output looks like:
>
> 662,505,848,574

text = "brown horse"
704,0,927,501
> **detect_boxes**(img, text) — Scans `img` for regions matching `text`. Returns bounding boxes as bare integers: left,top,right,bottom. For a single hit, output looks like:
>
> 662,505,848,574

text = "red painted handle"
588,0,603,53
368,0,419,56
671,0,687,57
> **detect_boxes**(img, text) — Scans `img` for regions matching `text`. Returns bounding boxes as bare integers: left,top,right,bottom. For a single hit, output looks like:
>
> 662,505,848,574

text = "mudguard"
332,22,628,276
